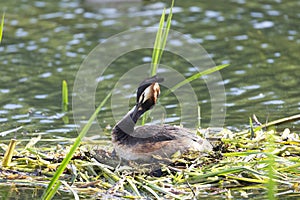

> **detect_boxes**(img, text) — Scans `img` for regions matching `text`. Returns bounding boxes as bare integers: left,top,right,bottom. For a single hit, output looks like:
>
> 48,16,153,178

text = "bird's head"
131,75,163,122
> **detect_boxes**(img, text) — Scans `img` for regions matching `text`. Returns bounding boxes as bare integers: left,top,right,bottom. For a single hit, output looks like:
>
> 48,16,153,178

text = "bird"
111,75,213,163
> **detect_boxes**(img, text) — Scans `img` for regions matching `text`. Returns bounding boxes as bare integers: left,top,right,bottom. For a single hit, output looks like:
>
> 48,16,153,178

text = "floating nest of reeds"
1,116,300,199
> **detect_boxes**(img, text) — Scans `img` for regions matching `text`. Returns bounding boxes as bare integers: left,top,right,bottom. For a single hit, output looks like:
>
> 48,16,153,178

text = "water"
0,0,300,198
1,0,299,136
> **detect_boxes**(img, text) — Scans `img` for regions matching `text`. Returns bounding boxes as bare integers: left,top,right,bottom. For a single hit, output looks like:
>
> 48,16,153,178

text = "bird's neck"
117,107,137,133
112,106,142,142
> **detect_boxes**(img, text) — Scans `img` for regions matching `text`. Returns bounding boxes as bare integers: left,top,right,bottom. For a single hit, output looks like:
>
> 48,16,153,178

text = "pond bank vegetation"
1,114,300,199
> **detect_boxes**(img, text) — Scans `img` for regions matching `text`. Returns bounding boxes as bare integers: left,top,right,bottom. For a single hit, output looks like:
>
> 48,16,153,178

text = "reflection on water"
0,0,300,137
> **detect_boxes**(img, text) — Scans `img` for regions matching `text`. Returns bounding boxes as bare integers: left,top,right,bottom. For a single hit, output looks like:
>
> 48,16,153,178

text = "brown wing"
132,125,176,141
132,124,199,141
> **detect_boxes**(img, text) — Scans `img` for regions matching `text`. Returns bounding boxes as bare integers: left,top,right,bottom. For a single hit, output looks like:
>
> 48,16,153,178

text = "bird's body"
111,76,212,163
113,124,212,162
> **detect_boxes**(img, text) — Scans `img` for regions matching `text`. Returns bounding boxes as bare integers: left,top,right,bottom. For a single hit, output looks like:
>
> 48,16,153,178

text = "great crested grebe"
112,75,212,162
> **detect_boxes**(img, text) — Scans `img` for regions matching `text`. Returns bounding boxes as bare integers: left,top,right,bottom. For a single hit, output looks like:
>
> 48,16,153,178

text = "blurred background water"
1,0,300,141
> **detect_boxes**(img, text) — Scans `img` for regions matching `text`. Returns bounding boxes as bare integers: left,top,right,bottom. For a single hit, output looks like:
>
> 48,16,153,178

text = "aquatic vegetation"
0,13,4,43
1,115,300,199
150,0,173,76
62,80,69,113
41,91,112,199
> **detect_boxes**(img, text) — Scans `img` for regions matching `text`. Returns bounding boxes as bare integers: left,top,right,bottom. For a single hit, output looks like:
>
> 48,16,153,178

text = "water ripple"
253,21,274,29
3,104,23,109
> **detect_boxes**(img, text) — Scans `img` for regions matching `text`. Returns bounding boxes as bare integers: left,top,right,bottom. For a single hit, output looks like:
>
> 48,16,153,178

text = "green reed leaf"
42,91,112,200
151,8,165,76
62,80,69,112
162,64,230,97
0,13,5,43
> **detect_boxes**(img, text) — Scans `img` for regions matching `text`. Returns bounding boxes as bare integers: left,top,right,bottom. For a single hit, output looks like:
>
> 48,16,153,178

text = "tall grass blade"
249,116,255,139
2,139,17,167
266,133,277,200
43,181,61,200
0,13,4,43
62,80,69,112
41,91,112,200
143,1,174,125
150,8,165,76
62,80,69,124
162,64,230,97
157,0,173,66
141,112,147,125
150,0,174,76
